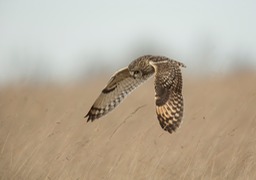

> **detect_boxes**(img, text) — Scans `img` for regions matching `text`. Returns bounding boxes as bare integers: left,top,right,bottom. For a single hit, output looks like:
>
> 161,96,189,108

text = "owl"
85,55,186,134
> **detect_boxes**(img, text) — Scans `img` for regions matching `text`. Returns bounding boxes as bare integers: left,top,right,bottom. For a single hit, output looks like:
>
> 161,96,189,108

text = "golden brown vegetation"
0,72,256,180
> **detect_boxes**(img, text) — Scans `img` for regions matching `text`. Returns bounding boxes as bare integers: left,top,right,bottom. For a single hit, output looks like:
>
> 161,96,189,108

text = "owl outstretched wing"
150,59,185,133
85,67,153,121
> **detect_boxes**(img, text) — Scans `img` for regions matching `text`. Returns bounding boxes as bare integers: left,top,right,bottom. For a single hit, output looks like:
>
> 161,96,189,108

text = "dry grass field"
0,72,256,180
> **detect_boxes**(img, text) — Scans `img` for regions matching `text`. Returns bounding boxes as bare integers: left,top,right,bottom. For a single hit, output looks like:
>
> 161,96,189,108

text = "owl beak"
130,72,136,79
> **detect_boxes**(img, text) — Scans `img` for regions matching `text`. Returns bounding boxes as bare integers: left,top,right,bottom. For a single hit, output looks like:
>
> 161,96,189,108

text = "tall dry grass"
0,72,256,179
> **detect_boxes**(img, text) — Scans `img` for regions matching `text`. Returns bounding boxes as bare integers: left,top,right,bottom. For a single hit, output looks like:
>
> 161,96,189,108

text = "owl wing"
149,59,185,133
85,67,153,121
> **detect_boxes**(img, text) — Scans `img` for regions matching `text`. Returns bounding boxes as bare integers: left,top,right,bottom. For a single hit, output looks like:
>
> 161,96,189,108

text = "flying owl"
85,55,186,134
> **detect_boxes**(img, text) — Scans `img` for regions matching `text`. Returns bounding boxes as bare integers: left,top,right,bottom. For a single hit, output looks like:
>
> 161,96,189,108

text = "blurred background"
0,0,255,86
1,1,256,179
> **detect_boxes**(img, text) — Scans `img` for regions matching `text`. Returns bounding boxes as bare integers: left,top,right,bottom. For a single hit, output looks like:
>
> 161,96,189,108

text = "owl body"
85,55,185,134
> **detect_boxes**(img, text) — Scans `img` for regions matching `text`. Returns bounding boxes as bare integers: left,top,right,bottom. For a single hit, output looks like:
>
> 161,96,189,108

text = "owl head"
128,55,155,79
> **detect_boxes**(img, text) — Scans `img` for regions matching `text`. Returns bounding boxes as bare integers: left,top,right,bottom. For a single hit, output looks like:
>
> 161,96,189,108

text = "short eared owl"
85,55,186,134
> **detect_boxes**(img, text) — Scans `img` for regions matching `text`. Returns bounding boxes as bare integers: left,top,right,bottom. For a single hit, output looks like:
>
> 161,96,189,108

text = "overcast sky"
0,0,255,84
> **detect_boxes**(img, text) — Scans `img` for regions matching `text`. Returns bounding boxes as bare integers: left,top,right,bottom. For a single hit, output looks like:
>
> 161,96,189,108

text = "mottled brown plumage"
85,55,186,134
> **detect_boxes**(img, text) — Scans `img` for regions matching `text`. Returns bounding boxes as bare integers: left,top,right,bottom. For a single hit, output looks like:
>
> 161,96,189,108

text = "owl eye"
131,70,141,79
134,70,140,74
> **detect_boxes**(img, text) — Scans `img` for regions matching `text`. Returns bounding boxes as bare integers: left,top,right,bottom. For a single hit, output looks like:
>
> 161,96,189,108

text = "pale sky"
0,0,255,84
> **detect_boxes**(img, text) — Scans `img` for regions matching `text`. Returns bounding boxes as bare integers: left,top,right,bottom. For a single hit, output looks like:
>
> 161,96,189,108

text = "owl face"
130,69,143,79
128,55,154,79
